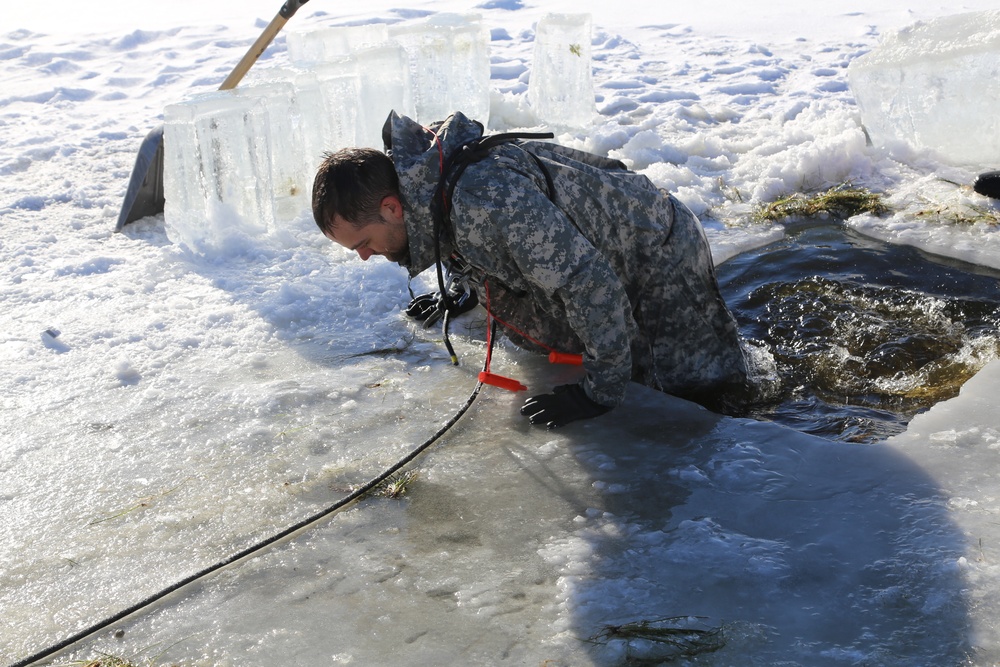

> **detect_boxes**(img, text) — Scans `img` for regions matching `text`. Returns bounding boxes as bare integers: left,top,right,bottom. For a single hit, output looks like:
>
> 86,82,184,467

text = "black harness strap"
426,130,555,365
430,132,555,308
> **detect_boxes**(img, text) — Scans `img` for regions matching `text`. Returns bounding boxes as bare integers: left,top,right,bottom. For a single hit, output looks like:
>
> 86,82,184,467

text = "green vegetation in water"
910,177,1000,226
62,656,148,667
58,636,190,667
59,649,181,667
371,469,418,499
754,184,889,223
586,615,726,664
88,481,189,526
915,199,1000,226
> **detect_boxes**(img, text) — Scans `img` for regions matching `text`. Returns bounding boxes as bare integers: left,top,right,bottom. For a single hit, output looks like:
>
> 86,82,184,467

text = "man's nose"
357,247,376,261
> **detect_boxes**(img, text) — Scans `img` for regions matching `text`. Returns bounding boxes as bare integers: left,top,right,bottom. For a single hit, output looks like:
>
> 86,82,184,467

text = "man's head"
312,148,409,263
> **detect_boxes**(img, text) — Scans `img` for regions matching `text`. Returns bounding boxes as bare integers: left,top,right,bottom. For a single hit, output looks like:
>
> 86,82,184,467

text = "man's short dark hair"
311,148,400,237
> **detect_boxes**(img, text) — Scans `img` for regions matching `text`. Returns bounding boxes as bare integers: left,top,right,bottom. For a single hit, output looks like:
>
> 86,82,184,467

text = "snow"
4,1,1000,665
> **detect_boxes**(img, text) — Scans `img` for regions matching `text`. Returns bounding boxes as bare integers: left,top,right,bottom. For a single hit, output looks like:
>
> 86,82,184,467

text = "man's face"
325,195,408,263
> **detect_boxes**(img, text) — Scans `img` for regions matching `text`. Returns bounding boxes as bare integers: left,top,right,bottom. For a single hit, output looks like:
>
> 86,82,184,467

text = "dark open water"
718,221,1000,442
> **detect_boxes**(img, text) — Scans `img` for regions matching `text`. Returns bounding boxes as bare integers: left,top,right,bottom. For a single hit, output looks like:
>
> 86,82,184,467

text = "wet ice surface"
11,352,979,667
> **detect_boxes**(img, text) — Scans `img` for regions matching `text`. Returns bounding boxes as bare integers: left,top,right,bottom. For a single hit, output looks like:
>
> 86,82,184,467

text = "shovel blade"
115,125,166,232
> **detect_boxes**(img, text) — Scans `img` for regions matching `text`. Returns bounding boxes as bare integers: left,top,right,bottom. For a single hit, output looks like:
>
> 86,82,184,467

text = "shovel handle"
219,0,311,90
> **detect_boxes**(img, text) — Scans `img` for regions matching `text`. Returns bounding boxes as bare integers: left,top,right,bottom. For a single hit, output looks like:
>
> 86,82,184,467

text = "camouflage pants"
630,196,751,413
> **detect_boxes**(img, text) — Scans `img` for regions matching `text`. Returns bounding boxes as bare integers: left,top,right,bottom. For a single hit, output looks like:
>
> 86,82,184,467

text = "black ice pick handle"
280,0,311,19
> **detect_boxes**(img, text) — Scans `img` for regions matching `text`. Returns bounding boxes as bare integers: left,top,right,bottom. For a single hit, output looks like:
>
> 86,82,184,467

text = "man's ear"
380,194,403,221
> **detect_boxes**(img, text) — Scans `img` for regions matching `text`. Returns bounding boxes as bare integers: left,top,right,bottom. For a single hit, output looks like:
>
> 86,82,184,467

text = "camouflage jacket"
386,111,680,407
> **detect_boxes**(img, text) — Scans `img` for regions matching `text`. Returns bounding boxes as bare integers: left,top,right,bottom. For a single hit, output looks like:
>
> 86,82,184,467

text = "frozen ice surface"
389,13,491,124
13,2,1000,665
163,92,274,253
20,348,976,667
885,359,1000,664
848,10,1000,167
286,23,390,63
528,13,595,129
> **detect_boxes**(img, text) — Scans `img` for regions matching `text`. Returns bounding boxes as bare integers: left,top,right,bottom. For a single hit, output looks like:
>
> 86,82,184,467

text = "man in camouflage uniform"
313,111,750,427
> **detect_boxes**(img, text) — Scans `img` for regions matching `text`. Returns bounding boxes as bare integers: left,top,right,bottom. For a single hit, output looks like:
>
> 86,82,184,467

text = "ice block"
528,13,595,129
848,10,1000,167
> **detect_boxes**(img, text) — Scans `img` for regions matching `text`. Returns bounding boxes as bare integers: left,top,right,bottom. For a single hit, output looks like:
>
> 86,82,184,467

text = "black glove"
520,383,612,429
405,284,479,328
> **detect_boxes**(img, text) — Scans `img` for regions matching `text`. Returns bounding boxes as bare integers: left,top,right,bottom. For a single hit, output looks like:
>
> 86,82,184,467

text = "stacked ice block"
347,44,412,149
161,13,599,252
162,92,273,252
528,14,595,129
232,80,309,221
848,10,1000,167
286,23,406,148
286,23,390,63
288,15,490,140
388,13,491,124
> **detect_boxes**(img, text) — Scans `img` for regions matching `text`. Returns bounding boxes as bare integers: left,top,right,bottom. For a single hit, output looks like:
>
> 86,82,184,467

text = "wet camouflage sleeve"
451,161,634,407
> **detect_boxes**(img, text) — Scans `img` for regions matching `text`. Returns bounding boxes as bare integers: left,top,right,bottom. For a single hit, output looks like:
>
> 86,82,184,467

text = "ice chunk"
285,23,409,147
245,59,373,170
283,16,489,140
162,91,274,252
286,23,390,63
389,13,491,124
353,43,414,148
313,57,364,150
256,59,365,158
246,66,332,177
847,10,1000,167
528,14,595,129
232,81,310,220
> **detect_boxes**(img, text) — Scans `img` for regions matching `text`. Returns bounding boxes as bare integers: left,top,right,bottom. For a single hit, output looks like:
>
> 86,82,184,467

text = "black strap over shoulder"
425,129,556,366
429,131,555,307
432,131,556,223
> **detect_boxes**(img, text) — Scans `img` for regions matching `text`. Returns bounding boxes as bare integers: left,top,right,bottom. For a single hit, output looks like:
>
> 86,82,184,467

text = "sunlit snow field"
5,1,1000,665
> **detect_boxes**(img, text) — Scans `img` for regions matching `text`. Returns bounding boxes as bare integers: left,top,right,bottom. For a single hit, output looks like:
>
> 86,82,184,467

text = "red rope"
482,281,558,354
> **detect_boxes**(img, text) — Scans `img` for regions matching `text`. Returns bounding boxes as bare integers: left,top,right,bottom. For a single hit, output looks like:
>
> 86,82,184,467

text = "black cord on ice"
8,368,488,667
